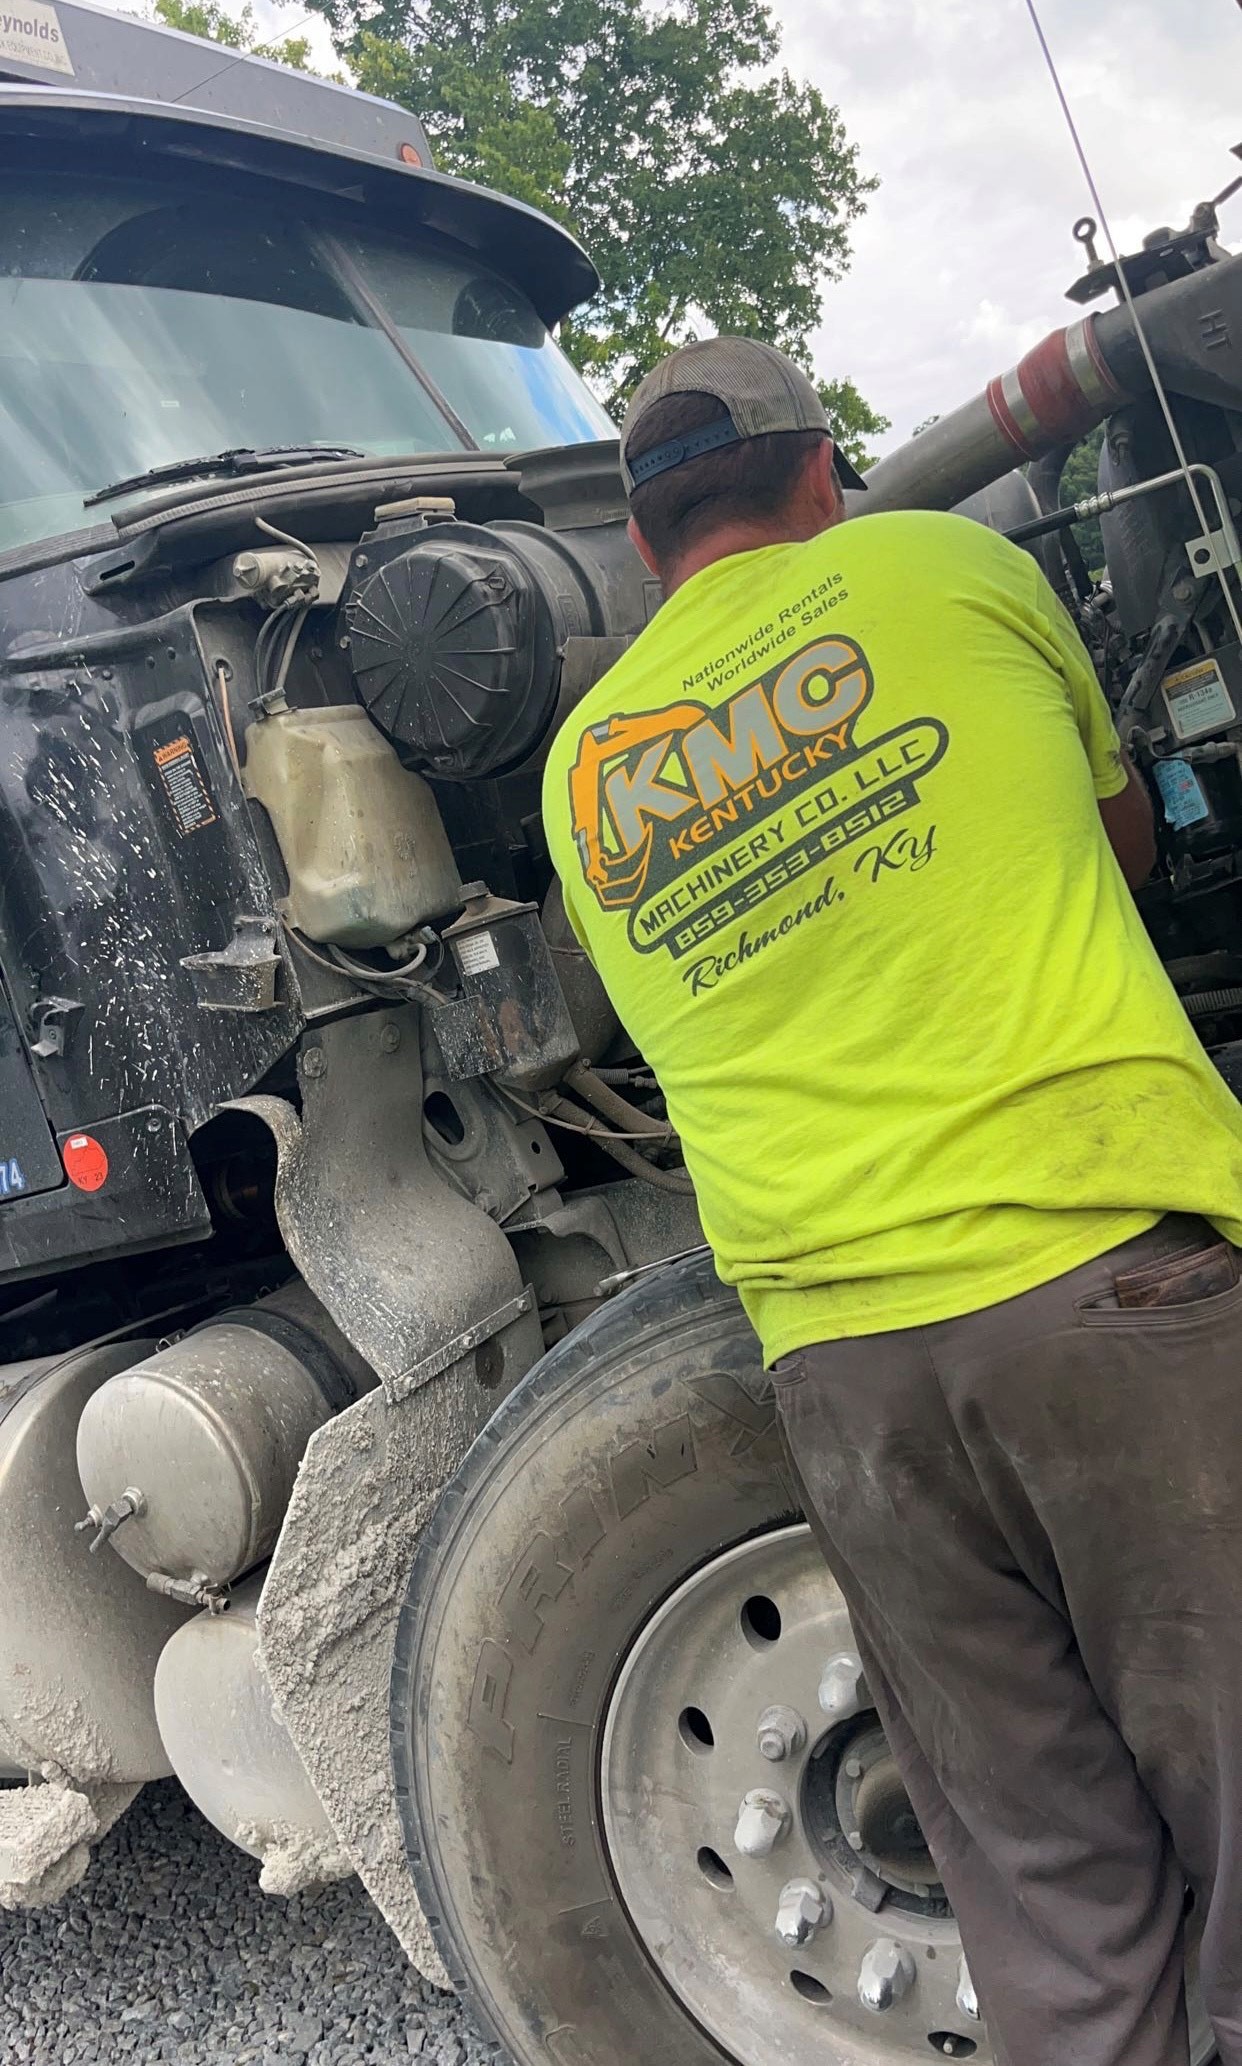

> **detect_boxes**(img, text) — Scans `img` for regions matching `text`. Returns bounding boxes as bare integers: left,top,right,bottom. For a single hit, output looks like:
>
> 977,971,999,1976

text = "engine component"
75,1285,375,1591
0,1342,186,1784
432,888,580,1091
541,876,619,1062
859,258,1242,517
153,1574,351,1896
241,703,463,947
232,546,319,611
340,517,601,780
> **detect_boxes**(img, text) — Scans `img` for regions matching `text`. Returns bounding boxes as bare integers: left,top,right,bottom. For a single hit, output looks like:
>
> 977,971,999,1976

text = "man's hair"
626,388,827,567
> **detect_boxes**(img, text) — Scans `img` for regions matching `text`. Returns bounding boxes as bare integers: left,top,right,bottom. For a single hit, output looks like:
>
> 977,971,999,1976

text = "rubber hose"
547,1097,696,1193
564,1060,670,1139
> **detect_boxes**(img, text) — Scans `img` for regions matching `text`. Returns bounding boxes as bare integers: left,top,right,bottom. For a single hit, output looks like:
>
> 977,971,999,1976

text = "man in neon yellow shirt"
542,336,1242,2066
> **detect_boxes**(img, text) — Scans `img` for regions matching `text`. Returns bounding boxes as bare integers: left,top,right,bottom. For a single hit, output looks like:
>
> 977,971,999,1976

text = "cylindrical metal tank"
0,1343,187,1783
153,1574,350,1894
75,1286,374,1590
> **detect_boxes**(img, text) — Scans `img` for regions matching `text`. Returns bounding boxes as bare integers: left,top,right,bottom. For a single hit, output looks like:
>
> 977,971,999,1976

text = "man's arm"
1098,751,1156,890
1019,558,1157,892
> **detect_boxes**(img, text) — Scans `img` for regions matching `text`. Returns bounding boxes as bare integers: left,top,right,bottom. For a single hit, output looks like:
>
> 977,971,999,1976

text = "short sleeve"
1033,573,1128,801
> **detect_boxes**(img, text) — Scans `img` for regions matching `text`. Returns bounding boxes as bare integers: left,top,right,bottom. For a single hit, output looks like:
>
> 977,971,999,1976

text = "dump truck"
1,8,1240,2058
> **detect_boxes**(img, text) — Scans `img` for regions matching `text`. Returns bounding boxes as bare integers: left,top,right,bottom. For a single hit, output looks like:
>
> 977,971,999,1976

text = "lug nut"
818,1651,865,1719
757,1704,807,1762
956,1955,980,2021
733,1788,791,1859
774,1877,830,1947
858,1937,916,2013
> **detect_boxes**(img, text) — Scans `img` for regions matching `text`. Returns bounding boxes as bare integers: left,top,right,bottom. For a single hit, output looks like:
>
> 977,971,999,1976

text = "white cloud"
780,0,1241,448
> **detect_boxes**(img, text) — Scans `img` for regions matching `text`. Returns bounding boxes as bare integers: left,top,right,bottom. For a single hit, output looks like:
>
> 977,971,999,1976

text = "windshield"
0,171,615,553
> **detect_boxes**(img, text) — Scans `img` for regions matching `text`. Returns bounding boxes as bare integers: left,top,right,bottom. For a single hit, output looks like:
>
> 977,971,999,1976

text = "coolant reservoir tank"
242,703,462,947
75,1310,364,1590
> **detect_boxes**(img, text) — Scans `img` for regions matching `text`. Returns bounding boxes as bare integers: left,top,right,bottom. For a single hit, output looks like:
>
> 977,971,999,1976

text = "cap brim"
832,445,868,493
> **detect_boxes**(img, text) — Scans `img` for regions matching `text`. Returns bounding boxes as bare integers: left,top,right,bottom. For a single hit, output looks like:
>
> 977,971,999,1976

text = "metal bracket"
1185,522,1242,581
28,995,83,1060
387,1285,536,1405
181,914,284,1012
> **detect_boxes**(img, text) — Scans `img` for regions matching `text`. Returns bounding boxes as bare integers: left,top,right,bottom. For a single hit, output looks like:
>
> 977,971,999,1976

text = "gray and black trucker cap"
619,336,867,496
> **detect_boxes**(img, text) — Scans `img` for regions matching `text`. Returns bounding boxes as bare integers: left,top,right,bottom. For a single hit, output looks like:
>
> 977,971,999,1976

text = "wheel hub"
854,1758,934,1885
599,1523,1214,2066
801,1718,947,1914
600,1526,986,2065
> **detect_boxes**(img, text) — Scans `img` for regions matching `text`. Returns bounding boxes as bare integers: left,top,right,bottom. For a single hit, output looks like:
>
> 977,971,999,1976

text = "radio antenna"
1022,0,1242,650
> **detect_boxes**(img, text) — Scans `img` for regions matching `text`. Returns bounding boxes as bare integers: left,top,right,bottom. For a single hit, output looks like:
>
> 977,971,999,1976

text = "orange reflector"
63,1132,109,1193
398,142,423,166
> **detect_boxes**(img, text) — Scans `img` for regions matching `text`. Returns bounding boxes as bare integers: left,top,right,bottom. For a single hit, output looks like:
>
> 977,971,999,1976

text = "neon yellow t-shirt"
541,510,1242,1362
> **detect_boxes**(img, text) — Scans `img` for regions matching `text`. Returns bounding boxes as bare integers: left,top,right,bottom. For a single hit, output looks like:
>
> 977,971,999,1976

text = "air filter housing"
341,517,602,781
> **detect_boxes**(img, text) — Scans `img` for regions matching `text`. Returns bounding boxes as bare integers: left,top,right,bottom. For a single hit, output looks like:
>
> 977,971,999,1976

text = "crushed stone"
0,1782,509,2065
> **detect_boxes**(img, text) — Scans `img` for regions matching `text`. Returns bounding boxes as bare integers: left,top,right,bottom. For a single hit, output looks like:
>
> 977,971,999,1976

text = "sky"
784,0,1242,450
243,0,1240,453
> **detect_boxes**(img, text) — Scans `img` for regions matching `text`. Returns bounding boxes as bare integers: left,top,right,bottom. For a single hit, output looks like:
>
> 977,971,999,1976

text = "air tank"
75,1285,374,1593
153,1575,351,1894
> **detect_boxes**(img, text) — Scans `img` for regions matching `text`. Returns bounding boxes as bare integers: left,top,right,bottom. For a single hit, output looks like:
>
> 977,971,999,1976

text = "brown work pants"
774,1216,1242,2066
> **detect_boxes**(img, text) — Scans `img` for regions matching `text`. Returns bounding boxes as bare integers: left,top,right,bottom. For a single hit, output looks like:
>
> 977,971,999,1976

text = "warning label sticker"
456,930,500,976
154,734,218,836
0,2,74,75
1161,657,1236,743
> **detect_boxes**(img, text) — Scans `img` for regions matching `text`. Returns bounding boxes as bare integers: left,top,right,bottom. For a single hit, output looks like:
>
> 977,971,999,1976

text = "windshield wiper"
84,445,367,507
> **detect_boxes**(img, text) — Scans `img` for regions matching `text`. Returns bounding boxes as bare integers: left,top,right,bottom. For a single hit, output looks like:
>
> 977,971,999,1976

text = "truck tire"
391,1253,1211,2066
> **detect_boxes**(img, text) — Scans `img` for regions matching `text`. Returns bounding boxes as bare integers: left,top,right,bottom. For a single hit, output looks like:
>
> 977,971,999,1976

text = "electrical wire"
167,17,321,106
564,1059,673,1139
328,938,431,984
255,514,317,557
1022,0,1242,653
272,605,310,702
282,928,446,1026
253,608,287,700
497,1082,680,1145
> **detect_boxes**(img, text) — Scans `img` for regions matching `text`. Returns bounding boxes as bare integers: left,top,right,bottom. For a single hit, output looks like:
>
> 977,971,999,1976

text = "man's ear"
806,440,845,524
627,514,661,576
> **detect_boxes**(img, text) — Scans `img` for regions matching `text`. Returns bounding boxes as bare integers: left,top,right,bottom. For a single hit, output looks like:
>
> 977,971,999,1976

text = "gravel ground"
0,1782,505,2066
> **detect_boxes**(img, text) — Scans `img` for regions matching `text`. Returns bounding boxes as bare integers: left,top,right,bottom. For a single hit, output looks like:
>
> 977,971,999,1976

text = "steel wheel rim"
600,1523,1214,2066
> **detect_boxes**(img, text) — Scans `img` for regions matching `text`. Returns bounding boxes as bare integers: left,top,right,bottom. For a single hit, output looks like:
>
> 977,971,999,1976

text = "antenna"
1022,0,1242,652
167,11,322,106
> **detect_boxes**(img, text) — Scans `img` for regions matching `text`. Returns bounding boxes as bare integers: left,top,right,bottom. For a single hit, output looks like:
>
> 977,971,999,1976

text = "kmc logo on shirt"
567,633,948,960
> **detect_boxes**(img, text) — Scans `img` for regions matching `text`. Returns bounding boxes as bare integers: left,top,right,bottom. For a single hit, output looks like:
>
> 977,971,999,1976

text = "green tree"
151,0,321,76
1058,423,1106,574
318,0,887,458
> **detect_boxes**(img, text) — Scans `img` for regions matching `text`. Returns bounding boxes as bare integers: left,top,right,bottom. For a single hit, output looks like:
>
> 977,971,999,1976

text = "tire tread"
389,1251,726,2044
